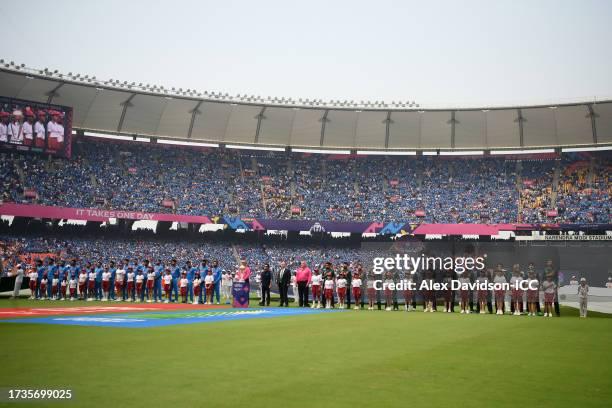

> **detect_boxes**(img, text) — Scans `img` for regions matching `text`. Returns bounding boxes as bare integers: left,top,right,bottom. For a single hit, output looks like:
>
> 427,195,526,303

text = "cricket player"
154,260,164,302
108,261,117,301
68,259,81,288
139,260,149,302
47,259,58,299
185,260,196,303
212,260,222,304
171,259,181,302
94,261,104,300
35,259,45,299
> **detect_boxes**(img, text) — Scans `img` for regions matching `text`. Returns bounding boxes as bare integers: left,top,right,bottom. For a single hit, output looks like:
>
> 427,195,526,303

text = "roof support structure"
448,111,458,148
254,106,267,143
46,82,64,104
586,104,598,144
117,94,136,133
515,109,526,147
187,101,203,139
384,111,392,148
319,110,330,147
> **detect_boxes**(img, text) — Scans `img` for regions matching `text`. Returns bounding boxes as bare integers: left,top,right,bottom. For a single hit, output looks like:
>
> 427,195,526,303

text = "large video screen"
0,96,73,158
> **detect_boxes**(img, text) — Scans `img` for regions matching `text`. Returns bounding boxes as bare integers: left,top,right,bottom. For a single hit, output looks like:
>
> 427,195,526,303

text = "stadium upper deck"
1,63,611,151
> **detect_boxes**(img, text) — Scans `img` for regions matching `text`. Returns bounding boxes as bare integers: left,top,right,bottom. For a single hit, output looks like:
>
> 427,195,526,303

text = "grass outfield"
0,299,611,408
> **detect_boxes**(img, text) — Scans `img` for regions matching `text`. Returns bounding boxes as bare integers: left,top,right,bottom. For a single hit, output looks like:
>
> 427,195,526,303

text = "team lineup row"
13,257,589,318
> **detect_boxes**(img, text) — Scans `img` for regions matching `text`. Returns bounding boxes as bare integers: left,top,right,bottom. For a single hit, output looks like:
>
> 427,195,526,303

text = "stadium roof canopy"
1,64,611,151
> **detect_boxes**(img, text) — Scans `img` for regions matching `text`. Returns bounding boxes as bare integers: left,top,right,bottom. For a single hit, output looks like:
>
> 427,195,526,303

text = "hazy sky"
1,0,611,107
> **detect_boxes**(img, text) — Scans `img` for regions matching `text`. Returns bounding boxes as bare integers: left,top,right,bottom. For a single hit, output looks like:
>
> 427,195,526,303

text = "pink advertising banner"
412,223,501,235
0,203,212,224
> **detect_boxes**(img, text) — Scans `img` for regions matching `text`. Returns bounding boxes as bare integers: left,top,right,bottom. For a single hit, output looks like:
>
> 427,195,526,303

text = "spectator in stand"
1,138,609,224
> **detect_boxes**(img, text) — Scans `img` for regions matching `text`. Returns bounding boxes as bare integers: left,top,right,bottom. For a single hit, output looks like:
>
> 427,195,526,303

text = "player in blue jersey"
57,260,68,300
153,260,163,302
35,259,45,299
46,258,58,299
141,259,150,302
121,258,130,300
185,261,197,303
108,260,117,301
94,261,104,300
170,259,181,302
211,260,222,305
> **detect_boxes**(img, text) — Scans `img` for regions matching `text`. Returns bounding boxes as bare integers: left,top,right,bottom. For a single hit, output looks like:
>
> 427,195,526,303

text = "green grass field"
0,299,610,408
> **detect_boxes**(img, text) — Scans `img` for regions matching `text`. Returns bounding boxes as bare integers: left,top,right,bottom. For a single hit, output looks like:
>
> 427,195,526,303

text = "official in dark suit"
277,261,291,307
259,263,272,306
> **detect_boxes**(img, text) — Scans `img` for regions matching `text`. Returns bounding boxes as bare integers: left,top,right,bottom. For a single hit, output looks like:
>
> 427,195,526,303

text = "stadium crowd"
0,139,610,224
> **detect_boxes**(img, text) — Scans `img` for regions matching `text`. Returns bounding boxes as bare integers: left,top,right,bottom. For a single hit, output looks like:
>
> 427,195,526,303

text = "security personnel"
259,263,272,306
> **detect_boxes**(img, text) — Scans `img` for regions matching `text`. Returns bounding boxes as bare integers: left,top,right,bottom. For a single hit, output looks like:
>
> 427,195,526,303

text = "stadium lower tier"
1,138,610,224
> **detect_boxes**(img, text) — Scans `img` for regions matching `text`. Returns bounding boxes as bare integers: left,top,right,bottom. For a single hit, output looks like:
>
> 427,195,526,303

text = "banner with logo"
232,281,250,308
